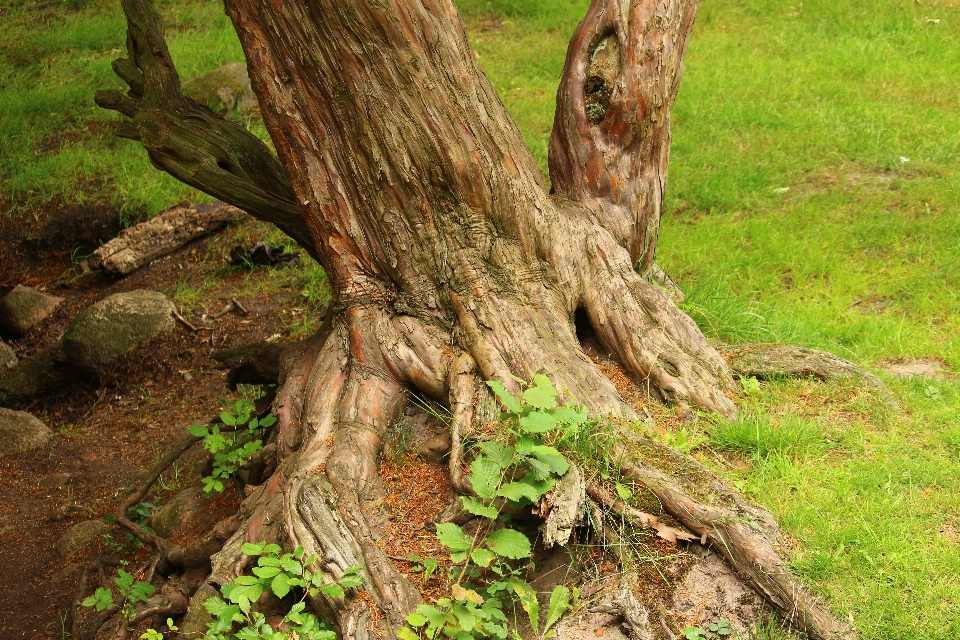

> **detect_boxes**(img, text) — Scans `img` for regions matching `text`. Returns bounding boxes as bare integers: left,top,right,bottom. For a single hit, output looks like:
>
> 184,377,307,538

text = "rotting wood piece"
722,342,899,409
90,200,243,275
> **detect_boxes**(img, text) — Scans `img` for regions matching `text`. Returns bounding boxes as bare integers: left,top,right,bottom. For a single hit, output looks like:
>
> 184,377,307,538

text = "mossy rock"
0,407,53,455
55,520,111,559
183,62,258,116
0,285,62,336
0,341,16,376
179,582,220,638
61,290,176,372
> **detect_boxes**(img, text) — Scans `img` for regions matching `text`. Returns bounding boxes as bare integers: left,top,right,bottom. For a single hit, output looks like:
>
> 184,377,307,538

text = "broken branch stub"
90,201,244,275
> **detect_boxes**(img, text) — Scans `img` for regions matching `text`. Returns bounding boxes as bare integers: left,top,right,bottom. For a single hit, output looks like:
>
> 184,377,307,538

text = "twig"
171,310,198,332
231,298,249,315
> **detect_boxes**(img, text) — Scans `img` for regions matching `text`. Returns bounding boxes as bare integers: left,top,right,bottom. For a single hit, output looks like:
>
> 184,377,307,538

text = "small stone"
0,285,62,336
0,407,54,455
39,472,72,489
417,433,451,462
55,520,111,559
178,582,220,638
61,290,176,372
0,340,17,375
52,562,83,582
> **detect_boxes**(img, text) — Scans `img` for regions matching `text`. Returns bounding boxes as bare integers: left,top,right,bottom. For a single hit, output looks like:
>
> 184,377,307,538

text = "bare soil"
0,203,308,638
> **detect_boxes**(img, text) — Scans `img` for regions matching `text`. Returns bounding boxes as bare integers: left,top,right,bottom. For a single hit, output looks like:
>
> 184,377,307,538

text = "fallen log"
90,200,244,275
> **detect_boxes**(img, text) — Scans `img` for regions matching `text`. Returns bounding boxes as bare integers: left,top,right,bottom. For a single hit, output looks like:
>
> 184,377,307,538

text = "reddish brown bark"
95,0,857,638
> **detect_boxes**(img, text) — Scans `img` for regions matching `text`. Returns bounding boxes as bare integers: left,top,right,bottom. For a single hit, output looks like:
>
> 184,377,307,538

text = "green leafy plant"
659,427,709,452
140,618,178,639
189,399,277,494
708,619,731,636
408,554,440,585
401,375,583,640
81,569,156,620
202,542,364,640
681,627,707,640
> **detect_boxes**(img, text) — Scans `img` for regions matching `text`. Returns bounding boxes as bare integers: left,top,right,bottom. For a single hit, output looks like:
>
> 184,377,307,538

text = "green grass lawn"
2,0,960,636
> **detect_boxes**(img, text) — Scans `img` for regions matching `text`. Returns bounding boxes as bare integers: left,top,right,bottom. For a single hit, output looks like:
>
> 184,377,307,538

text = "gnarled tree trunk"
95,0,856,638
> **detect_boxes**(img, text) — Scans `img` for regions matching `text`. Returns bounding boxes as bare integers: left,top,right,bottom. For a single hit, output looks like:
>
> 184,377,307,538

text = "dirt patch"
0,212,315,638
878,357,948,379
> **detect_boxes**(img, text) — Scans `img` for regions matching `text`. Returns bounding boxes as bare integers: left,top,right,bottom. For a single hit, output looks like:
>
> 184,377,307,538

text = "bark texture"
97,0,857,638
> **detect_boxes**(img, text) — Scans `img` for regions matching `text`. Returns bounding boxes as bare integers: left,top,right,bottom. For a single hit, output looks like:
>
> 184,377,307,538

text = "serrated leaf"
220,411,237,425
470,548,496,568
522,375,558,409
525,457,553,481
460,496,499,519
486,380,523,413
530,446,569,476
485,529,531,559
519,410,557,433
406,613,428,628
451,550,469,564
550,403,588,427
615,483,632,501
435,522,472,551
477,441,515,468
518,472,555,497
320,583,345,598
280,556,303,575
188,424,209,437
545,585,571,632
271,572,291,598
241,542,266,556
495,481,540,503
468,457,501,500
509,578,539,634
260,415,277,427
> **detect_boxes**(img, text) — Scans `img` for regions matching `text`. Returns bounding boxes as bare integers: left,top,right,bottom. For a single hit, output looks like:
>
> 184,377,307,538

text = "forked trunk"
94,0,857,638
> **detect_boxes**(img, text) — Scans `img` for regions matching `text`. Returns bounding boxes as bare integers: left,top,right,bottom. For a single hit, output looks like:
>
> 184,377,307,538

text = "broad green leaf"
486,380,523,413
468,457,501,500
615,483,632,501
233,575,259,586
415,604,447,628
460,496,499,519
451,603,477,631
484,621,508,639
241,542,266,556
320,583,345,598
263,544,283,555
451,550,469,564
519,410,557,433
485,529,532,559
522,374,558,409
515,436,537,455
253,566,281,579
115,569,134,590
397,627,419,640
530,446,569,476
406,613,428,627
271,572,291,598
280,556,303,575
545,585,571,632
220,411,237,425
470,548,496,568
518,472,555,498
525,457,553,481
495,481,540,503
422,557,438,584
477,441,515,468
550,403,589,427
188,424,209,437
509,578,539,634
435,522,472,551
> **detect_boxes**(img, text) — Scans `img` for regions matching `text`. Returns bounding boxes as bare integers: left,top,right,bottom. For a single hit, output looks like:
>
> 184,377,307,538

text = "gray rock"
149,486,202,539
55,519,111,559
0,407,54,455
0,285,62,336
183,62,257,116
0,342,63,405
61,290,176,372
0,340,16,376
179,582,220,638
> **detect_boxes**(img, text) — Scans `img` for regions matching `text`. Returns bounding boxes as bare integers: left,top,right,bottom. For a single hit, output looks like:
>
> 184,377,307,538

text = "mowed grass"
459,0,960,637
2,0,960,636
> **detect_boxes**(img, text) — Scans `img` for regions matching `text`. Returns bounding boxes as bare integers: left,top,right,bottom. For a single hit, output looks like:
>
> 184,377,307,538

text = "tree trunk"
96,0,856,638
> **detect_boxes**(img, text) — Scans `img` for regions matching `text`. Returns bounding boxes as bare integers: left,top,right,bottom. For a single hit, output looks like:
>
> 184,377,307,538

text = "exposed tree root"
721,342,899,409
